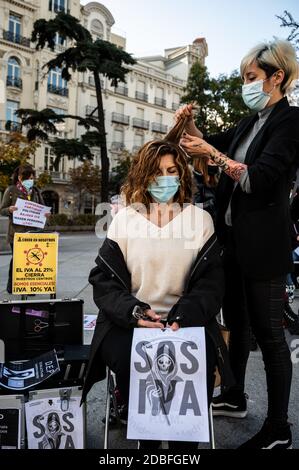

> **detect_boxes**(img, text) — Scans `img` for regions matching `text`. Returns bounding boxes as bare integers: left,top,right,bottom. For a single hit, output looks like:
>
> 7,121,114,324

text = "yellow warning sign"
12,233,58,295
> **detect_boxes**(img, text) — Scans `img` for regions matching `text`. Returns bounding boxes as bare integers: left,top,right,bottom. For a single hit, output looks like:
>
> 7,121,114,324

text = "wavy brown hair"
192,158,219,188
122,140,192,207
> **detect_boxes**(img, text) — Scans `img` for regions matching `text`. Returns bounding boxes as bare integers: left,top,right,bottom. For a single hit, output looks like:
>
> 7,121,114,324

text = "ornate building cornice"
5,0,36,13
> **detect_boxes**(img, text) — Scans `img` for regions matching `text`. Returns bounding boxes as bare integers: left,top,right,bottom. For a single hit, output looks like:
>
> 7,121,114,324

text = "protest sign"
127,327,209,443
25,387,84,449
13,198,51,229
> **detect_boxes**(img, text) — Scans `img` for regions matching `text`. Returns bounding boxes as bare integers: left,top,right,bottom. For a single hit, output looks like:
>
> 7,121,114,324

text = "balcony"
6,76,22,89
114,86,128,96
111,112,130,125
49,171,69,182
151,122,168,134
88,76,104,88
172,102,180,111
132,118,149,130
135,91,148,102
111,142,125,152
48,83,69,97
0,121,22,133
2,30,31,48
154,97,167,108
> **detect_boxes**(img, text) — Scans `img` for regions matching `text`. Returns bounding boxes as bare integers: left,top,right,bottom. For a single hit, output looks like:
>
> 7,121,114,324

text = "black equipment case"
0,298,84,361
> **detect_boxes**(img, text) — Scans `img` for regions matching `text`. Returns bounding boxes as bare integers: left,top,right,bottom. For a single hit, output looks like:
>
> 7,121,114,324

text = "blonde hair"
240,39,299,94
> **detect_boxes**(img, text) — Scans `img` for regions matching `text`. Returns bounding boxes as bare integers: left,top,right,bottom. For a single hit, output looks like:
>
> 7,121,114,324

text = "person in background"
178,39,299,449
0,164,48,294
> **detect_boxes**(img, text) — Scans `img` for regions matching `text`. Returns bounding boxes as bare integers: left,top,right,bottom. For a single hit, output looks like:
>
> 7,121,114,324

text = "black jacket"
207,97,299,279
193,168,218,223
81,233,235,403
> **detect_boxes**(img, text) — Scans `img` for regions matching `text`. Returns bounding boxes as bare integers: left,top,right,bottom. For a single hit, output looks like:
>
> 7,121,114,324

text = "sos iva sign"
13,233,58,295
32,411,76,449
128,328,210,443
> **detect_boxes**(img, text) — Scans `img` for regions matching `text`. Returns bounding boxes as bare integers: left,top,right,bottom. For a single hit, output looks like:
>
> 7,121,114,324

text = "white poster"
13,198,51,229
127,327,209,443
25,394,84,449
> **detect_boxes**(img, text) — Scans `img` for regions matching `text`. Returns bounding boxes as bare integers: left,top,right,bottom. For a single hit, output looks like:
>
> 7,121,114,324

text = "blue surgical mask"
22,179,34,192
148,176,180,203
242,78,274,112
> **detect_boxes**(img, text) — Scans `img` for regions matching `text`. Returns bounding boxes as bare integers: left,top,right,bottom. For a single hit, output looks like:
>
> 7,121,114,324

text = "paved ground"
0,232,298,449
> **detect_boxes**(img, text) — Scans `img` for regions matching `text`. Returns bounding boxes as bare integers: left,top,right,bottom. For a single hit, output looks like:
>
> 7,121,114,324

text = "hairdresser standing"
179,40,299,449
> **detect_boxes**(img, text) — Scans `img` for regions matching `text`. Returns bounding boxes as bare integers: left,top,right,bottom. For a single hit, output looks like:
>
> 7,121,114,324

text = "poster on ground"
13,233,58,295
25,387,84,449
127,327,209,443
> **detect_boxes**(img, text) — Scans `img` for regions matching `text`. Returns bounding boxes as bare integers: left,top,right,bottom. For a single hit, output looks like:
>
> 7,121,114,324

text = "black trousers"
99,325,217,449
223,230,292,425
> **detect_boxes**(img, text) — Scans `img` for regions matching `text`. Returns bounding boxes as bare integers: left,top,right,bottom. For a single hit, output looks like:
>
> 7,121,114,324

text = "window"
48,68,66,88
134,133,144,148
55,33,65,47
9,13,21,38
44,147,55,171
91,19,104,40
48,68,68,95
49,107,64,116
116,102,124,114
114,128,124,144
49,0,66,13
6,99,19,123
174,93,180,104
137,81,146,93
8,57,20,79
156,113,162,124
156,87,164,99
136,108,144,119
7,57,21,88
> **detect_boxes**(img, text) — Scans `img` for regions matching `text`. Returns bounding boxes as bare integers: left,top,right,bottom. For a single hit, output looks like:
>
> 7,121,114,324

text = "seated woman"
81,140,234,448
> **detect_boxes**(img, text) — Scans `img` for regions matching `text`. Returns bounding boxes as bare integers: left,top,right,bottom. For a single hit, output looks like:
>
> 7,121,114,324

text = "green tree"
181,62,213,133
109,150,133,196
69,160,101,213
181,62,250,134
36,171,53,189
0,131,39,192
17,12,135,202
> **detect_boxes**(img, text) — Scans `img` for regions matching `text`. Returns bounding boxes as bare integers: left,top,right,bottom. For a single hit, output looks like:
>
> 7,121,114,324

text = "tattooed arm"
180,133,247,183
208,147,247,182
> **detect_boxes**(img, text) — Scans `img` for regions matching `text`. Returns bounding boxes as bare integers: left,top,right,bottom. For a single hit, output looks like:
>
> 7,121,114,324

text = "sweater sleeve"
0,186,14,217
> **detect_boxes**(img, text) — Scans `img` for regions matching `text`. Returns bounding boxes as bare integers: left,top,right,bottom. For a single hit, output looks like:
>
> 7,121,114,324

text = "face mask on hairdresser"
242,76,276,112
147,176,180,203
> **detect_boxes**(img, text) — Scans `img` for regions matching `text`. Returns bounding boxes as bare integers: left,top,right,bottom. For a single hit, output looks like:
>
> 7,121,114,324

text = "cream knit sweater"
107,204,214,318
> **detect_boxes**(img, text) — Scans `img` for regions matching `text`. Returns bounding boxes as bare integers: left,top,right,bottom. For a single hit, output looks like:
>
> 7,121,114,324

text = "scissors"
34,319,49,333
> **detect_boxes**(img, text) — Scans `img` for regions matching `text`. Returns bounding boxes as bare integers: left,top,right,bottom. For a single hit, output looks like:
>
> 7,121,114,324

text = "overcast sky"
81,0,298,78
